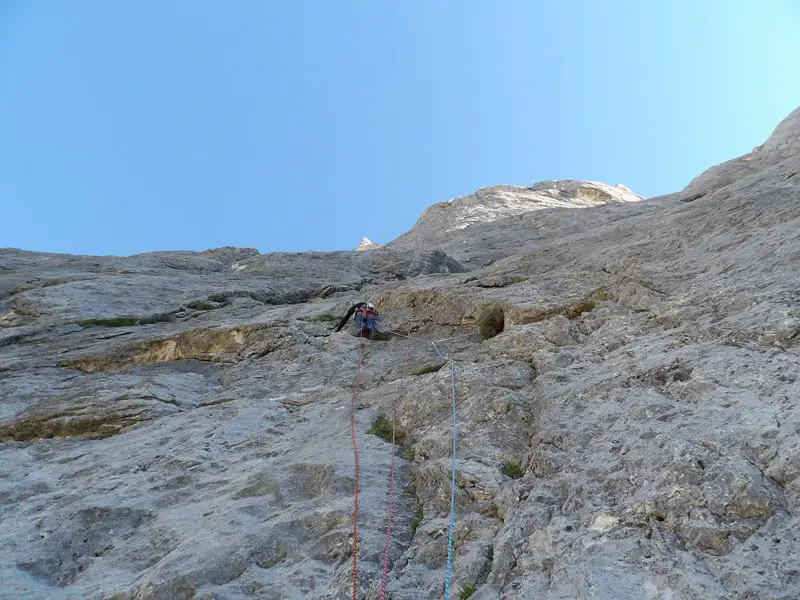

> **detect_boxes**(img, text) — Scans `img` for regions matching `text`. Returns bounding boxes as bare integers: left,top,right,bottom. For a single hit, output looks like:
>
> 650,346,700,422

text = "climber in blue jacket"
335,302,378,339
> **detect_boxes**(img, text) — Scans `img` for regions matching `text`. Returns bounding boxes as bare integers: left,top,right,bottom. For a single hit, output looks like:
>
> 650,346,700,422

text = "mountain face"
1,108,799,600
389,180,643,266
679,106,800,202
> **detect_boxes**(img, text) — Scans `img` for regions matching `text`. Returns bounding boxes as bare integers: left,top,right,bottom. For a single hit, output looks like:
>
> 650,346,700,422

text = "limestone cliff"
1,106,799,600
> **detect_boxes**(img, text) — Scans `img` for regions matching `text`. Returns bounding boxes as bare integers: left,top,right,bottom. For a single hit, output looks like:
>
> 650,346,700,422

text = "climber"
335,302,379,339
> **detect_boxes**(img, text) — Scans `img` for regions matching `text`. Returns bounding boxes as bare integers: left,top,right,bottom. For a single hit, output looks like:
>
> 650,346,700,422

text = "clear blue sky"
2,1,799,256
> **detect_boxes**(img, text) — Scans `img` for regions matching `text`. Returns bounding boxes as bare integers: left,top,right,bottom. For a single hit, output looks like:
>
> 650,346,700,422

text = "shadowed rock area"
1,107,799,599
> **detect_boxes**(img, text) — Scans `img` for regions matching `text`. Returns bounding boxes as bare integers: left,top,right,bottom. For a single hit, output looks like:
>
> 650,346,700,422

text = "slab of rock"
1,106,799,599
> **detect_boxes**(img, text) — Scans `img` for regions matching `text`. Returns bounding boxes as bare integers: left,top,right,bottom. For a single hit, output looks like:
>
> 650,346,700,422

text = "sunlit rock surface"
1,107,799,599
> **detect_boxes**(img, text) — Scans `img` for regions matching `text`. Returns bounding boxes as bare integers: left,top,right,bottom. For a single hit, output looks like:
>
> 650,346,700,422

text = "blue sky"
1,1,799,256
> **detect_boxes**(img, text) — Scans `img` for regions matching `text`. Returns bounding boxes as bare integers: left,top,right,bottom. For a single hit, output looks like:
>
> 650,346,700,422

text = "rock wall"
1,107,799,599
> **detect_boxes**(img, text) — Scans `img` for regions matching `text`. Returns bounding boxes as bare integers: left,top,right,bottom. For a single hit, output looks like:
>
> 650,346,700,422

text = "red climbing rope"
347,325,464,600
379,346,410,599
350,334,365,600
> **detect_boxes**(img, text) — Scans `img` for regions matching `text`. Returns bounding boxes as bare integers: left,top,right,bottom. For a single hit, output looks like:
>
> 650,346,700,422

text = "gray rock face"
679,106,800,202
390,180,643,266
1,107,799,599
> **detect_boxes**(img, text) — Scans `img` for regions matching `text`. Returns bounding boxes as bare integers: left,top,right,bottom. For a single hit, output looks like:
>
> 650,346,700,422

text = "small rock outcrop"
355,237,381,251
1,107,799,599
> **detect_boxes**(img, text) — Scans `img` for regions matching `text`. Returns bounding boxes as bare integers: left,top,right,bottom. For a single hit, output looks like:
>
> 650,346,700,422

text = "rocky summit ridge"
1,106,799,600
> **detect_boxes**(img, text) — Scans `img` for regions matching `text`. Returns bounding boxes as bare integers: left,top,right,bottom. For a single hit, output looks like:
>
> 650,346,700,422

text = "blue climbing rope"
443,358,457,599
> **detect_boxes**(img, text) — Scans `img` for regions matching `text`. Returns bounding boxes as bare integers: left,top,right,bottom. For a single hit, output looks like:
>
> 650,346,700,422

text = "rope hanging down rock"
350,334,365,600
443,358,458,600
349,327,464,600
379,343,410,600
